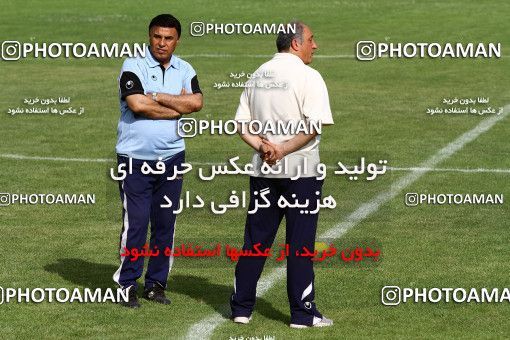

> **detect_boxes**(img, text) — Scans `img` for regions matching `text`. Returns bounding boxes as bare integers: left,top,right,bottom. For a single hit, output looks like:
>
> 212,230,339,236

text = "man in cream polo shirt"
230,21,334,328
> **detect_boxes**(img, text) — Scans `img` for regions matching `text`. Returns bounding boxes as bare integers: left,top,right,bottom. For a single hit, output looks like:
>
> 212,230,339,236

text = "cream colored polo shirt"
235,52,334,178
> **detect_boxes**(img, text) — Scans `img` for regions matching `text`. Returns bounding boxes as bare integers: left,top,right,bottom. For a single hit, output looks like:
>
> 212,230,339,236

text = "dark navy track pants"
113,151,184,290
230,176,324,326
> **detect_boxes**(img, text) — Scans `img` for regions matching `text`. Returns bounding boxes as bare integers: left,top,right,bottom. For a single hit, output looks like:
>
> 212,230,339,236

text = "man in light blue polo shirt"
113,14,203,308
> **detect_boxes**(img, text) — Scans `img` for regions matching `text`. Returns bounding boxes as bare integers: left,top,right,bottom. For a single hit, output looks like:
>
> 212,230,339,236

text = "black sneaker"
119,285,140,308
143,284,171,305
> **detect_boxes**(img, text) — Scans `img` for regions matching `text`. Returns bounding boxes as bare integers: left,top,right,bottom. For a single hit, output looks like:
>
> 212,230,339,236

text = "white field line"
184,104,509,339
178,54,509,59
179,53,509,61
179,54,354,59
0,153,509,174
388,167,510,174
0,153,112,163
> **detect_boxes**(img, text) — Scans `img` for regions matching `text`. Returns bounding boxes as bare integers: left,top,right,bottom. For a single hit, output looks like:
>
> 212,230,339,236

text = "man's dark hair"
276,21,305,52
149,14,181,37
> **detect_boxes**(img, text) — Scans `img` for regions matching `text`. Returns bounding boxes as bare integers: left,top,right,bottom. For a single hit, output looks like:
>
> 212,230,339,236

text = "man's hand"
126,94,181,120
237,122,316,166
149,88,203,114
258,140,275,164
260,139,286,165
146,88,188,101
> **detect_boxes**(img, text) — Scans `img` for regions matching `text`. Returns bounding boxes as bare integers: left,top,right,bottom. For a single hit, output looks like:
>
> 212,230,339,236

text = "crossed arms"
126,90,203,120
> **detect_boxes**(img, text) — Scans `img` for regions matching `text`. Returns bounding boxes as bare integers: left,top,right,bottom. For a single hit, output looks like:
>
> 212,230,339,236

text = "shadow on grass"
43,259,288,324
44,258,116,290
169,274,288,324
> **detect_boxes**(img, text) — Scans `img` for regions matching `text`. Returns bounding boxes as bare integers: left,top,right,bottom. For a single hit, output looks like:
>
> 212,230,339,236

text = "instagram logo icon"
356,41,376,61
381,286,401,306
1,41,21,60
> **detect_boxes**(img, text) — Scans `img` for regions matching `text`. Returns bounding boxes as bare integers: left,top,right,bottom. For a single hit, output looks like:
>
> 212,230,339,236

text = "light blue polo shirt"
116,46,198,160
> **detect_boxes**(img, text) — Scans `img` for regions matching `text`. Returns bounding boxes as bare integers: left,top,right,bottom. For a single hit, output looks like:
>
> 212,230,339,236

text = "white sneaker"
233,316,252,324
290,316,333,328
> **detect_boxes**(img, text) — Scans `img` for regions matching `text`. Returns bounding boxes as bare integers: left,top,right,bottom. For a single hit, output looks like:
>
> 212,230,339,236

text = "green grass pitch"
0,0,509,339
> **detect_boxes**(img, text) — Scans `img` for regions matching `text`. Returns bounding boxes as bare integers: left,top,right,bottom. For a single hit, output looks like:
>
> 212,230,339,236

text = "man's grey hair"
276,21,305,52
